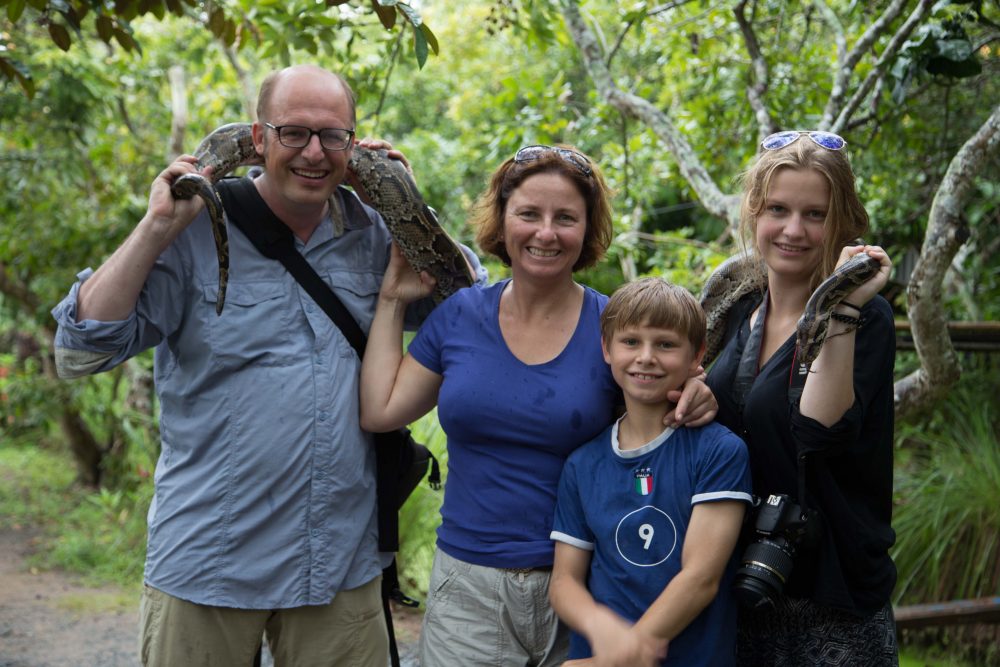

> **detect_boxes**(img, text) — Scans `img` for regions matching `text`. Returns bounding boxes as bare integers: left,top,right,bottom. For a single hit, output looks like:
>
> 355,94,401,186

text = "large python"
170,122,476,315
700,252,881,367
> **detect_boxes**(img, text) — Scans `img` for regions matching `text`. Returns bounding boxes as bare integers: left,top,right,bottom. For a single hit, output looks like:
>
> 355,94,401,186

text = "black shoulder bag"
217,176,439,667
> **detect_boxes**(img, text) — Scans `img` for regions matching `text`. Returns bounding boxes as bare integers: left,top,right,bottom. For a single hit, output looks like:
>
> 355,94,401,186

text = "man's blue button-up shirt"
52,186,480,608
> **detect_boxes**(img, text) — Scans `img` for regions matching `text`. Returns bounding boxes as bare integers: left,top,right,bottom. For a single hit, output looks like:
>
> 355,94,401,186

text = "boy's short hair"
601,277,706,351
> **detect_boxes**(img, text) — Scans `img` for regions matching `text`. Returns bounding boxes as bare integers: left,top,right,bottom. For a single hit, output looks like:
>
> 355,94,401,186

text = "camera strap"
733,290,812,409
733,292,767,412
734,290,812,511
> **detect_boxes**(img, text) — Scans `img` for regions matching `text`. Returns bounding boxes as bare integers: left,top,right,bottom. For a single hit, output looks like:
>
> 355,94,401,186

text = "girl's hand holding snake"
838,245,891,308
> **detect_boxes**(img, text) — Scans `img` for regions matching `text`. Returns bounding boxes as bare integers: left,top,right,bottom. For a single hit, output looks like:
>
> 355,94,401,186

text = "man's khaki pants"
139,577,387,667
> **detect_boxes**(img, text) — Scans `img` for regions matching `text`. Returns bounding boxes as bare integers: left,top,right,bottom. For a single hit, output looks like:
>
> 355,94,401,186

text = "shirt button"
319,411,328,422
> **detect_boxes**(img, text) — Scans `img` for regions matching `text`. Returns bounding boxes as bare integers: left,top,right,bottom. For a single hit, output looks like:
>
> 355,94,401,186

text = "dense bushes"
892,357,1000,665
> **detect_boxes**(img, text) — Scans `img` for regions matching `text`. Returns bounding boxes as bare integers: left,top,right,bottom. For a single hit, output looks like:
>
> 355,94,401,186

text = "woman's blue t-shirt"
407,280,620,568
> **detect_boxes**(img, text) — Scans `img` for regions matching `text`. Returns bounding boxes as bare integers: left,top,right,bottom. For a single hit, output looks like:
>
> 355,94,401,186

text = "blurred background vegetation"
1,0,998,664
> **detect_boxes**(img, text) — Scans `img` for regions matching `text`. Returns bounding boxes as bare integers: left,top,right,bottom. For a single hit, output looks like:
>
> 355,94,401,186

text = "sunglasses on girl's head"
761,130,847,152
513,145,593,176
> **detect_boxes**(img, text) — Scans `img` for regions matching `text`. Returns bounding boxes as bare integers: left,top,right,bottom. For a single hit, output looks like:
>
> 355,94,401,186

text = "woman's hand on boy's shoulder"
664,372,717,428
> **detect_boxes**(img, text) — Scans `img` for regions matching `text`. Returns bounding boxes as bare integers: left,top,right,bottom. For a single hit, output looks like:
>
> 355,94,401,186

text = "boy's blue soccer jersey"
552,419,752,666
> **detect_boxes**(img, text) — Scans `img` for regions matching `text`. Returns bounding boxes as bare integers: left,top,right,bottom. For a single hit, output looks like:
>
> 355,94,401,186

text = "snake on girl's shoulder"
700,252,881,367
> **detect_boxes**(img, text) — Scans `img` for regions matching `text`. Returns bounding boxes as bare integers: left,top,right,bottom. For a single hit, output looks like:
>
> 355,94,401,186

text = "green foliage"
899,648,982,667
396,409,447,597
0,351,59,434
893,359,1000,663
0,0,438,97
0,442,77,525
891,2,989,102
48,482,151,586
893,363,1000,602
1,28,167,318
0,439,150,588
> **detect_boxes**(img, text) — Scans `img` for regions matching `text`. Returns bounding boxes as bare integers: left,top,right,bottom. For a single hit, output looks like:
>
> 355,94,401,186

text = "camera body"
732,493,814,609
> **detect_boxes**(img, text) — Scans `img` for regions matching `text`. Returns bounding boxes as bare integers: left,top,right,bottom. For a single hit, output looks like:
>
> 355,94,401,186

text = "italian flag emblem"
635,470,653,496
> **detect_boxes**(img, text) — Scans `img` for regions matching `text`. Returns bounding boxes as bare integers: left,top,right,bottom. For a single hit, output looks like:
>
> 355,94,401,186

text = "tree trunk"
895,103,1000,419
57,408,102,487
1,262,106,485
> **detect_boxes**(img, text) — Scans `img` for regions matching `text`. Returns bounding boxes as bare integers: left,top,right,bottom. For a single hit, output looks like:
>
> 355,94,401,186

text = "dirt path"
0,525,423,666
0,525,138,667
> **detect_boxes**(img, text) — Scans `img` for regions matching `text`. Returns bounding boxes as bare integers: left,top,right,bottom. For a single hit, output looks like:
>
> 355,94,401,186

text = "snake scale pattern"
170,122,476,315
700,252,881,367
171,122,877,365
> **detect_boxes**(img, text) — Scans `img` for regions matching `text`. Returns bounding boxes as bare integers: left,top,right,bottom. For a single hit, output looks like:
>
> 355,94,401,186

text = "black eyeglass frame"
513,144,593,177
265,123,356,152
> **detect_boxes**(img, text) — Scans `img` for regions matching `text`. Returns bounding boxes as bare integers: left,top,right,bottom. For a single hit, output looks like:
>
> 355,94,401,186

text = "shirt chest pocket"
321,271,382,343
202,280,295,365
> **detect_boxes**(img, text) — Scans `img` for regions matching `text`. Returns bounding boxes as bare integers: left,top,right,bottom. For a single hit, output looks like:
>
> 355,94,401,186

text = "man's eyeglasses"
761,130,846,152
265,123,355,151
513,145,592,176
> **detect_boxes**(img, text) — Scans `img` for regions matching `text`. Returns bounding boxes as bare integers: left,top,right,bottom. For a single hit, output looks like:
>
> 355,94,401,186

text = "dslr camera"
732,493,815,609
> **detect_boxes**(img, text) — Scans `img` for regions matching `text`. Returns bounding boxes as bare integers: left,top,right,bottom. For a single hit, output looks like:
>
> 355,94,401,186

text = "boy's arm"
550,542,666,667
634,500,745,642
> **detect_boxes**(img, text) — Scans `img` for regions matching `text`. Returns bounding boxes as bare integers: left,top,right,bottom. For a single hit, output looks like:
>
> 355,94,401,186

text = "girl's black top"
706,292,897,615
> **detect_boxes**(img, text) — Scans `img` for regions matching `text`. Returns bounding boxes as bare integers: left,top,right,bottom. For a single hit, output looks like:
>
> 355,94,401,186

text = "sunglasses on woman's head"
761,130,847,152
513,145,593,176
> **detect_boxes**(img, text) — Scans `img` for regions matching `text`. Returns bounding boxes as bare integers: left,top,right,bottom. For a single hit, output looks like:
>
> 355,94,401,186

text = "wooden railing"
895,320,1000,352
895,597,1000,630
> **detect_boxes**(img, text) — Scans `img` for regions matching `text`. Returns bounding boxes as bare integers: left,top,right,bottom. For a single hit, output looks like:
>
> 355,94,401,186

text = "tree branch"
818,0,909,129
221,45,258,121
831,0,934,134
735,0,776,137
561,0,739,228
370,28,405,132
167,65,187,163
895,101,1000,420
607,0,694,68
812,0,848,76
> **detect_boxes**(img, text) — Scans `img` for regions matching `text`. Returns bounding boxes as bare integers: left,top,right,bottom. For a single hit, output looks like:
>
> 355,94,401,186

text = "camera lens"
733,539,795,609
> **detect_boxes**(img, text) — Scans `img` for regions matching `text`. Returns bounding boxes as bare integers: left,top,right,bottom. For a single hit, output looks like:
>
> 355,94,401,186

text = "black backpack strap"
216,177,367,356
380,559,419,667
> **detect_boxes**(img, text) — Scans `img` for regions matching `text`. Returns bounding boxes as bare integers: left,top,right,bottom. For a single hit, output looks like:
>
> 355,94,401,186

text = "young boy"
549,277,752,666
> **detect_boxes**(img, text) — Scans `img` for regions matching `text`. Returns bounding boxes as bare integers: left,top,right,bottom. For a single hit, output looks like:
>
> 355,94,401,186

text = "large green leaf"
47,21,72,50
6,0,27,22
0,56,35,98
412,23,427,68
